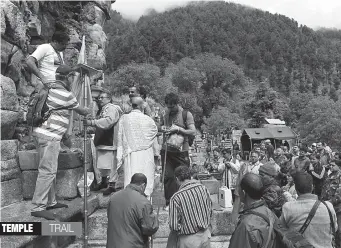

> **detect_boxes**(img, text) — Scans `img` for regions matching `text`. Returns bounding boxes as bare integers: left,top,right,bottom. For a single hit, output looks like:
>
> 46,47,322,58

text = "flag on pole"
67,36,93,135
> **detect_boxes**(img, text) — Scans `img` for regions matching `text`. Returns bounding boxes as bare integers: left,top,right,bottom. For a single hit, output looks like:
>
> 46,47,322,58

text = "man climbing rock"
31,65,90,220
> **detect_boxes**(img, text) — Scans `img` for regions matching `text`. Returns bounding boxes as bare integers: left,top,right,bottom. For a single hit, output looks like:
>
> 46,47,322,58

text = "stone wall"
1,0,114,144
1,0,114,207
1,140,23,207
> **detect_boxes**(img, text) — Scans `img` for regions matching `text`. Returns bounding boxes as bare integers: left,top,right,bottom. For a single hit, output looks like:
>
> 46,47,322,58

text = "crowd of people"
192,137,341,248
25,29,340,248
228,141,341,248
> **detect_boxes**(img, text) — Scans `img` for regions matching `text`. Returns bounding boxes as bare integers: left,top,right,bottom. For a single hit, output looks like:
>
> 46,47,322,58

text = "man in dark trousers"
158,93,196,210
106,173,159,248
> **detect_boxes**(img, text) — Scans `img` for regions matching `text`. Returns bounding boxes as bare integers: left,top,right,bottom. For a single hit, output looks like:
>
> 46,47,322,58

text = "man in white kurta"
116,97,158,197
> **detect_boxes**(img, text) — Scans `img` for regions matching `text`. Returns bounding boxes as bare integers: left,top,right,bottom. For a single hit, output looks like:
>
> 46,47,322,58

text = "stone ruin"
1,0,114,209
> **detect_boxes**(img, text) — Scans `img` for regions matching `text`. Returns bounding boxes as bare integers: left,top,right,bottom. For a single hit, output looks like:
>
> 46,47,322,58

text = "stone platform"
0,191,109,248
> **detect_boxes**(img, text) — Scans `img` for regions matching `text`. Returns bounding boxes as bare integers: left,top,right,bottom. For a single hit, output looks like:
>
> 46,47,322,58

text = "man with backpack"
158,93,196,210
26,31,69,91
280,172,338,248
229,173,278,248
31,65,91,220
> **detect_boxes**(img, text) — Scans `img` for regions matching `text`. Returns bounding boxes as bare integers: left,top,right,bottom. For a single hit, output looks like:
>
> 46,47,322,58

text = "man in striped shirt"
167,166,212,248
31,65,90,220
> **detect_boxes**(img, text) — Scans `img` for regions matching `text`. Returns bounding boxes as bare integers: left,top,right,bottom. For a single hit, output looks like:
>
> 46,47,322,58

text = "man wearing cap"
321,160,341,247
31,65,91,220
84,91,123,195
259,161,287,217
116,96,158,198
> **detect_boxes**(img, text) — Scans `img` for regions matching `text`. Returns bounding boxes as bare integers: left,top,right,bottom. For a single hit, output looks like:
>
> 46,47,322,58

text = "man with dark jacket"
84,92,122,195
106,173,159,248
229,173,278,248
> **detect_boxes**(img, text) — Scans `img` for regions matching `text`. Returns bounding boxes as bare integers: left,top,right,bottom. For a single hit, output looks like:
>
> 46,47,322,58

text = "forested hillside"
103,1,341,148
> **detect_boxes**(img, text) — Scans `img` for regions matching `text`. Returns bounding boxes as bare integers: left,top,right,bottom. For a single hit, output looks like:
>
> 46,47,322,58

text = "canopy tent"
241,126,297,152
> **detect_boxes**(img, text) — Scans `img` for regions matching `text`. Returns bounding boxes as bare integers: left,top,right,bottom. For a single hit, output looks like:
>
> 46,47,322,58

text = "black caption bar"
0,222,41,235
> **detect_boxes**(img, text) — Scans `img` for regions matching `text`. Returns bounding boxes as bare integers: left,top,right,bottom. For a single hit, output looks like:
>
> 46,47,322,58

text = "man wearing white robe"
116,97,158,198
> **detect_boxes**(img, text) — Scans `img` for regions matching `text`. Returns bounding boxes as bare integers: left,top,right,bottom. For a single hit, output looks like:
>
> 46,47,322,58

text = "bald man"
229,173,278,248
116,97,158,198
107,173,159,248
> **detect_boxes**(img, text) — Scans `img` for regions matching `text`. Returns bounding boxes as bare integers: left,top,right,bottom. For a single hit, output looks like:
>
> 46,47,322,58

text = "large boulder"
18,150,39,170
1,75,20,140
87,43,106,70
1,178,23,207
56,167,83,199
21,170,37,199
5,48,25,85
18,150,83,170
0,74,19,111
93,0,113,20
1,110,19,140
0,0,28,51
0,6,5,37
1,39,15,71
1,159,21,181
37,10,55,43
0,140,18,161
27,14,42,37
21,167,83,199
85,23,107,50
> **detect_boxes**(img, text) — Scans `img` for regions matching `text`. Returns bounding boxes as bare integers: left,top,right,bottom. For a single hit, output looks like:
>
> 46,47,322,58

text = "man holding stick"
158,93,196,210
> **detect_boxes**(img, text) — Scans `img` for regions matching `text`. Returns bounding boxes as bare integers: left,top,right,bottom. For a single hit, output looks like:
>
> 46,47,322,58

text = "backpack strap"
50,44,64,65
182,109,188,129
321,201,336,235
244,210,273,248
299,200,321,234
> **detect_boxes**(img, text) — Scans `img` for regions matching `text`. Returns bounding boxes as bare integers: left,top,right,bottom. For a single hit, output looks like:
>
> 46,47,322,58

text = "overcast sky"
112,0,341,30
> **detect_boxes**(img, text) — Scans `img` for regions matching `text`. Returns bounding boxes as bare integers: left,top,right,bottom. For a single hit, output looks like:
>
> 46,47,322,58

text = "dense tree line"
104,2,341,148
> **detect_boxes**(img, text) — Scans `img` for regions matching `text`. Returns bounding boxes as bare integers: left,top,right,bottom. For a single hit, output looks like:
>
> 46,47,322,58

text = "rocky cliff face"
0,0,114,144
